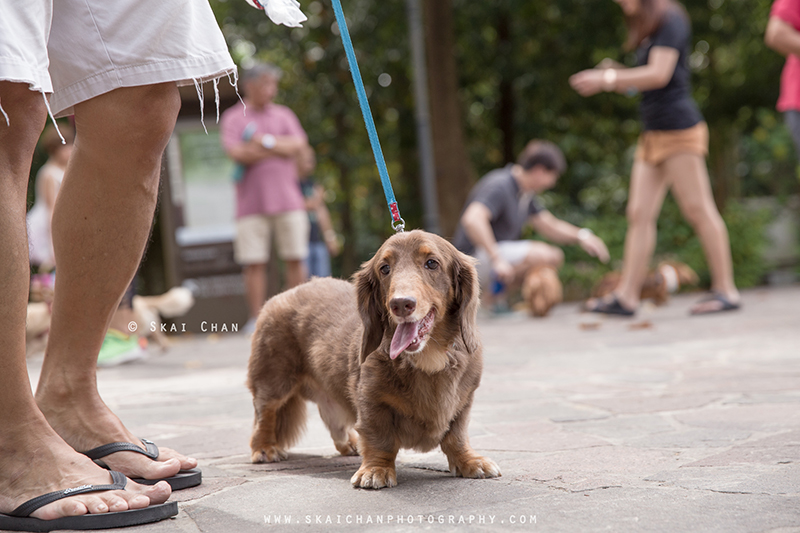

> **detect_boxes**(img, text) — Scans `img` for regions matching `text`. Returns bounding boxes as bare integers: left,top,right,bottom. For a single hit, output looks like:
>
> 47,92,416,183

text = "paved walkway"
26,285,800,532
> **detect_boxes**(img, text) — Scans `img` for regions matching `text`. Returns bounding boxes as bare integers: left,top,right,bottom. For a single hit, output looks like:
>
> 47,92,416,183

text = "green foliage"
211,0,789,280
452,0,790,212
211,0,420,274
551,197,771,300
738,109,799,198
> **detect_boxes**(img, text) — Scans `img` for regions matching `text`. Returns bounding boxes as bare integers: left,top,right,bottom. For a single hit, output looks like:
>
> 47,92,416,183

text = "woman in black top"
570,0,740,315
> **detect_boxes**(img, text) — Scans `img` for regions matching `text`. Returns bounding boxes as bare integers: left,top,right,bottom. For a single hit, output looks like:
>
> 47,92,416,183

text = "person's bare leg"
665,153,739,312
243,263,268,318
108,306,137,333
596,160,669,310
35,84,195,481
0,81,170,519
284,259,308,289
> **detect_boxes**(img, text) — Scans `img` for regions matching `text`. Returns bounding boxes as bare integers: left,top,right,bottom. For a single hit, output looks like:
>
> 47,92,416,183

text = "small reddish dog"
521,266,563,317
592,261,699,305
247,230,500,489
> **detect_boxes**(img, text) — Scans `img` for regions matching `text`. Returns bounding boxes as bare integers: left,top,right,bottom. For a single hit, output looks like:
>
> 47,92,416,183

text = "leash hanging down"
330,0,405,232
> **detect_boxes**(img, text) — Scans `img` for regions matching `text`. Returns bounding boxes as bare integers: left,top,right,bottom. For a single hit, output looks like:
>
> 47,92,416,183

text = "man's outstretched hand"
579,233,610,264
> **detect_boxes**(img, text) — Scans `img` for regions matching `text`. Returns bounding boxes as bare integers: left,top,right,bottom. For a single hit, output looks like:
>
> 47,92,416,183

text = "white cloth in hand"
244,0,307,28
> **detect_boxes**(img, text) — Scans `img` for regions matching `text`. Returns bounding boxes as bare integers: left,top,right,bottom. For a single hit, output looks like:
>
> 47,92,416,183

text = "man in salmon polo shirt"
765,0,800,155
220,63,310,333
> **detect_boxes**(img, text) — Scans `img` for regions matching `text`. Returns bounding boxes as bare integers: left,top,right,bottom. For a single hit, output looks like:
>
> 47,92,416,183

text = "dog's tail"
250,391,308,462
274,394,307,449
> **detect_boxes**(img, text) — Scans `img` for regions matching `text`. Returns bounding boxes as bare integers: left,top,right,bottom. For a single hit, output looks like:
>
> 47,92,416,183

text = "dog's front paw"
350,465,397,489
251,445,289,463
450,455,501,479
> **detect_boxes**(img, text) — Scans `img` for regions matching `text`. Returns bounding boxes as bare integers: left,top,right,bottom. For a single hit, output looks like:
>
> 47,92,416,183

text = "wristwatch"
261,134,277,149
577,228,594,242
602,68,617,92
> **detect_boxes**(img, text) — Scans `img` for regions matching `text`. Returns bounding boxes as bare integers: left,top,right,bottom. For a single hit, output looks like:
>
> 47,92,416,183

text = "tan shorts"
0,0,235,117
234,211,310,265
634,121,709,166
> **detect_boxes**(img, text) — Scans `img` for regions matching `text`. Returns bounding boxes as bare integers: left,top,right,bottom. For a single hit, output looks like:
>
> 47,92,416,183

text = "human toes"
135,458,183,483
32,498,90,521
30,490,143,521
154,446,198,471
125,479,171,506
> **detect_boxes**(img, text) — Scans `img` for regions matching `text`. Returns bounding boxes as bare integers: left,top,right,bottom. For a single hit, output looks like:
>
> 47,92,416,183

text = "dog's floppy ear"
451,250,481,354
677,263,699,286
355,258,385,364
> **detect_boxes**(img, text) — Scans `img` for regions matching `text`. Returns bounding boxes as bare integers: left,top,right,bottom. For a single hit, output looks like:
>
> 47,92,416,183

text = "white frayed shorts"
0,0,235,117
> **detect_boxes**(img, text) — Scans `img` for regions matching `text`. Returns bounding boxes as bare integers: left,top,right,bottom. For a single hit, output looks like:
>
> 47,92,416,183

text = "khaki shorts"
0,0,235,117
234,211,310,265
634,121,709,166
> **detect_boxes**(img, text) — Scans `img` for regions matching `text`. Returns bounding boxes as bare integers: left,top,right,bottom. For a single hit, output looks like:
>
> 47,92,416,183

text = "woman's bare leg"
591,160,669,311
664,153,739,312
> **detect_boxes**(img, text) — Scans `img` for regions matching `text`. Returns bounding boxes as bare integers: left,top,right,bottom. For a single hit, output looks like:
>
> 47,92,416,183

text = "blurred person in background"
27,124,74,273
765,0,800,156
570,0,740,316
297,145,340,278
220,63,310,334
452,140,610,310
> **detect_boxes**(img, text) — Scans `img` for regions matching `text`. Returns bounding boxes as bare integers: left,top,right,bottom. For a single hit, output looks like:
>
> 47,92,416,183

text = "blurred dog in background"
521,265,563,317
132,286,195,349
27,285,195,357
592,260,699,305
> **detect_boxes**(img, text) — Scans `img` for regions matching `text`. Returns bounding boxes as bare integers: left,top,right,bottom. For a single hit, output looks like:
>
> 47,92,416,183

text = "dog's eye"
425,259,440,270
380,264,390,276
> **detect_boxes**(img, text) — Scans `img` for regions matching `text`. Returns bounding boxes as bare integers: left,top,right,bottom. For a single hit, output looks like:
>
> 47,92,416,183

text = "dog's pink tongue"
390,321,418,360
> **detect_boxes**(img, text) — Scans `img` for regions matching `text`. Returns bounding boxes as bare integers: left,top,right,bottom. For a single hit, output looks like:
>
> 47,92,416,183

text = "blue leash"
330,0,405,232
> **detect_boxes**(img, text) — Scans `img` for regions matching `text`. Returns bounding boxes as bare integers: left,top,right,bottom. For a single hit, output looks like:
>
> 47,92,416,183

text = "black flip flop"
586,295,636,316
690,292,740,315
82,438,201,491
0,470,178,532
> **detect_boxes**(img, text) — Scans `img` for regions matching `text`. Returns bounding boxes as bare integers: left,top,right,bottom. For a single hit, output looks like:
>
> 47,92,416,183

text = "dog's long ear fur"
355,259,385,364
451,250,481,354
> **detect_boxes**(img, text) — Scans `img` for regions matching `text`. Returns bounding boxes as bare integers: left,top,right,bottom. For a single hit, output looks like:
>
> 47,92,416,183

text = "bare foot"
35,386,196,481
584,293,637,316
690,291,741,315
0,421,170,521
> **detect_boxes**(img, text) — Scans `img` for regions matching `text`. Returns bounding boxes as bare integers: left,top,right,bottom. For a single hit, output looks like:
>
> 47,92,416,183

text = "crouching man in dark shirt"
452,140,609,306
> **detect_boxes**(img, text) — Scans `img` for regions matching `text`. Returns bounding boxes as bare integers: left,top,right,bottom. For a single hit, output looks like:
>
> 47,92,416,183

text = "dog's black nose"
390,297,417,318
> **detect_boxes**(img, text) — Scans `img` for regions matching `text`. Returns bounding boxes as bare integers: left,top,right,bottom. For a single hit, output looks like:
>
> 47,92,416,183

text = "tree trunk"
422,0,475,238
334,110,357,276
708,122,740,213
497,8,515,164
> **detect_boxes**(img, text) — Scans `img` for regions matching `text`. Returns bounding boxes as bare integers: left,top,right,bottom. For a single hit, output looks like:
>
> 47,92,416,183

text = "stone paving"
25,285,800,532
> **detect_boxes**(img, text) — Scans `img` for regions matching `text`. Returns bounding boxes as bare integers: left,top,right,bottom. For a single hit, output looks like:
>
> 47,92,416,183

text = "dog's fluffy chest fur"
355,349,478,452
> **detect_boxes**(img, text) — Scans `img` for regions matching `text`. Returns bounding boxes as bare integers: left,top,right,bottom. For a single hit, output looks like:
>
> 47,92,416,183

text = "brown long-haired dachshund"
591,260,699,305
247,230,501,489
